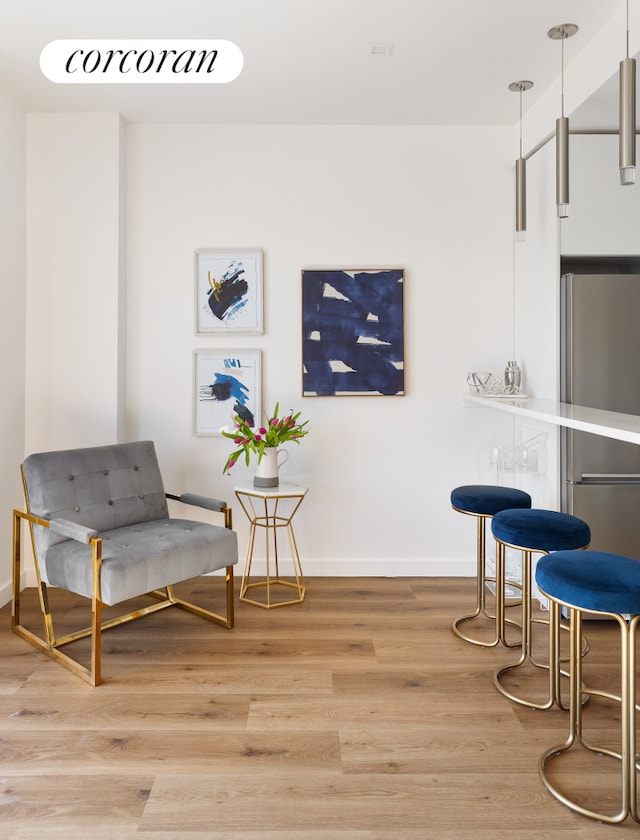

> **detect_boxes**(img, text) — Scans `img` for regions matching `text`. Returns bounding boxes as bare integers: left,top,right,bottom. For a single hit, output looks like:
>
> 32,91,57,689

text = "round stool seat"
492,509,590,552
451,485,531,516
536,550,640,615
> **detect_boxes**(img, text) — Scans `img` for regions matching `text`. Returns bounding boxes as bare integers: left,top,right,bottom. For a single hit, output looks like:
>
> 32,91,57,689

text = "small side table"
234,483,308,608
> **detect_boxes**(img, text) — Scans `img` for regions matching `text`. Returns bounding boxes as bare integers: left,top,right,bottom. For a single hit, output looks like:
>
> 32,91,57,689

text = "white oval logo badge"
40,39,243,84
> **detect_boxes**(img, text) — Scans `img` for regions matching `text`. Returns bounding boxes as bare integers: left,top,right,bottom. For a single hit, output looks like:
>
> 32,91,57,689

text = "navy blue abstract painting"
302,269,404,396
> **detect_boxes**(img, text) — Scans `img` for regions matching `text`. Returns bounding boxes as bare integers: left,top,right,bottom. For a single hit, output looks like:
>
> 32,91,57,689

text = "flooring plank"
23,663,335,696
0,730,340,775
136,772,594,833
0,774,152,828
0,693,251,731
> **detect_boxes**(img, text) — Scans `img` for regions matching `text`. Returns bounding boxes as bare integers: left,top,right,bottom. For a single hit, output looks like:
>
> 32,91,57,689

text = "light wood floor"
0,576,638,839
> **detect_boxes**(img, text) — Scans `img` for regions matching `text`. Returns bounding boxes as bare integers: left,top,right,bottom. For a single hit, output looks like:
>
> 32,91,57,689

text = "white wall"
511,140,561,511
2,114,522,604
514,140,559,404
516,133,640,397
0,88,26,603
561,134,640,255
125,124,517,575
25,113,126,454
20,122,636,593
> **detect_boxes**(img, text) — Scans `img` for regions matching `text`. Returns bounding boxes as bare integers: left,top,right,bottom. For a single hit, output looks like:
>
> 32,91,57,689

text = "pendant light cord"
561,35,565,118
519,87,523,157
515,90,520,357
627,0,630,59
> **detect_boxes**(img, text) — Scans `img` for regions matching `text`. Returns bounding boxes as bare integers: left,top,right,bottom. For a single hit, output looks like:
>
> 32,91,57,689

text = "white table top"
464,394,640,445
234,482,308,498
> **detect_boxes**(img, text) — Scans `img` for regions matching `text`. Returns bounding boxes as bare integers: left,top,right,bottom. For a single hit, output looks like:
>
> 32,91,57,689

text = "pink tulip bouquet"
221,403,310,474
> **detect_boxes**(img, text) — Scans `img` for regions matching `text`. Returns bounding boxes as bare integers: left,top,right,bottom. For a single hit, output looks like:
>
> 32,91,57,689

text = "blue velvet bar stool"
490,509,590,710
536,550,640,824
450,485,531,647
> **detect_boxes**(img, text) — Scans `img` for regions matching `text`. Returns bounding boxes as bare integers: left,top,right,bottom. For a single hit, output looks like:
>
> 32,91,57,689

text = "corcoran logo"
40,39,243,84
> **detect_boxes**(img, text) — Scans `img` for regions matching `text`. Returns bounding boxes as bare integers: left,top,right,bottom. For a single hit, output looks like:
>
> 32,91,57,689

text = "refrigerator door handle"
571,473,640,485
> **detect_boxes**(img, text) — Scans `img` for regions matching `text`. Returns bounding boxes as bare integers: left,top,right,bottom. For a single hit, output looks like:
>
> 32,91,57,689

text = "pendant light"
548,24,578,219
509,80,533,241
620,0,636,186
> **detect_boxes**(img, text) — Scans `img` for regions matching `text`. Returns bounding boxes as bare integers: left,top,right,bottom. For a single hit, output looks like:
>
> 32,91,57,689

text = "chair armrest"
169,492,228,513
49,518,99,544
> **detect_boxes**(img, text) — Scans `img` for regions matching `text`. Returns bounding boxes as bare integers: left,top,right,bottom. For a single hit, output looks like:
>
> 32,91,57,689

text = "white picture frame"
195,249,263,334
193,348,262,436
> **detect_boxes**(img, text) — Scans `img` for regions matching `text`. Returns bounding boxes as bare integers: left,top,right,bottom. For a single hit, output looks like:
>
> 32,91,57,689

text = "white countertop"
464,394,640,445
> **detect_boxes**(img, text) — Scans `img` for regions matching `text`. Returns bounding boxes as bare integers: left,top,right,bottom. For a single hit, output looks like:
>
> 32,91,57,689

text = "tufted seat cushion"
43,518,237,605
536,550,640,615
451,485,532,516
491,508,590,552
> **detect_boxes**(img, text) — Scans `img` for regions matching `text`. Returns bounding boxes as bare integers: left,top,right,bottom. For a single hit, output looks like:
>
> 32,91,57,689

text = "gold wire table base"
235,483,307,609
240,577,306,609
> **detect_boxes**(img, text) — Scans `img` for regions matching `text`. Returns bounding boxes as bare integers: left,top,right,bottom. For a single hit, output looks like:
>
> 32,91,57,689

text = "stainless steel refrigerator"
560,272,640,560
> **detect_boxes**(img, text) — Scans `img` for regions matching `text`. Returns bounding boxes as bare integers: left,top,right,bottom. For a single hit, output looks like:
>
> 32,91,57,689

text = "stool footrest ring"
452,614,522,648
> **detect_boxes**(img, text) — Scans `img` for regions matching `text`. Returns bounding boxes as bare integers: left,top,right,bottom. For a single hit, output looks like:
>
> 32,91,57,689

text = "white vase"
253,447,289,488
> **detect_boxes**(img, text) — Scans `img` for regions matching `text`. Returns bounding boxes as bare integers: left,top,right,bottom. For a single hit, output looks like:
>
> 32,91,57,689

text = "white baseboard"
0,573,18,609
0,580,10,607
289,558,476,577
204,558,476,577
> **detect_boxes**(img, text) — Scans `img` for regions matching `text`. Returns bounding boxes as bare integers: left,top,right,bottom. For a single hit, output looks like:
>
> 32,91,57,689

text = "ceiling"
0,0,631,128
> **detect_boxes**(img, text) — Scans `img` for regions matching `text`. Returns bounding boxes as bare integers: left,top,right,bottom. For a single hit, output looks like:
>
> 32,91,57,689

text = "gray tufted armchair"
12,440,238,685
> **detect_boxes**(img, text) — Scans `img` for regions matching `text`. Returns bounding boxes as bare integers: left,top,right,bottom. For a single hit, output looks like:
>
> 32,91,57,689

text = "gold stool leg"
493,546,582,711
539,607,639,824
630,614,639,822
452,513,521,648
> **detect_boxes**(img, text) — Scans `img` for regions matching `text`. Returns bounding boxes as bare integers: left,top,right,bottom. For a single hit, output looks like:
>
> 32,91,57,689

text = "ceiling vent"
370,43,395,57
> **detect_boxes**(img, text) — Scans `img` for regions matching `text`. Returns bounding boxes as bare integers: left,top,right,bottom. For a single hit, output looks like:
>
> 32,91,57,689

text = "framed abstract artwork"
195,249,263,334
193,349,262,436
301,268,405,396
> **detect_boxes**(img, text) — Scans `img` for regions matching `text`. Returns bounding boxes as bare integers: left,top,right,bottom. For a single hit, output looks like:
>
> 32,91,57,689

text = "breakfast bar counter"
464,394,640,446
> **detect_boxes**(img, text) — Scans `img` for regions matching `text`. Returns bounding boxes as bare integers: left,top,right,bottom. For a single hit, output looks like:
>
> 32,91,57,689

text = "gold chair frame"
12,495,235,687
